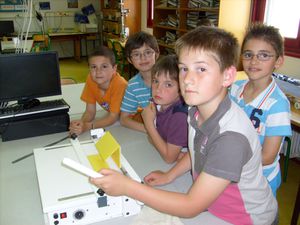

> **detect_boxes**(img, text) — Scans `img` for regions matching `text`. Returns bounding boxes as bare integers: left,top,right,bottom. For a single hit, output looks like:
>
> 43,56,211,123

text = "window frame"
251,0,300,58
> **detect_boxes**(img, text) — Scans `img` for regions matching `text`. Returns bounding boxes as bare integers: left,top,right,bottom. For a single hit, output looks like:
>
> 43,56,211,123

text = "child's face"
242,38,283,81
129,44,157,74
152,73,180,110
178,48,232,108
89,56,116,86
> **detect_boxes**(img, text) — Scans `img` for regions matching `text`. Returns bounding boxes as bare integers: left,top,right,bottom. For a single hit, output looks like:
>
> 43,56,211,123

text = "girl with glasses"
230,23,292,197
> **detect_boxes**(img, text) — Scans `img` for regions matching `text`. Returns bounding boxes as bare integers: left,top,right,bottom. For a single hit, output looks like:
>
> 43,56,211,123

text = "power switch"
60,212,67,219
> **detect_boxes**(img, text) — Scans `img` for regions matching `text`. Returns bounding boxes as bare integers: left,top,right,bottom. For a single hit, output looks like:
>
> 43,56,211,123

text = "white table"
1,39,33,53
0,114,231,225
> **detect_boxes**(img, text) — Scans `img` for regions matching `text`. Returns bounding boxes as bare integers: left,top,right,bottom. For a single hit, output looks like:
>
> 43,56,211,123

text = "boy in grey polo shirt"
90,27,277,225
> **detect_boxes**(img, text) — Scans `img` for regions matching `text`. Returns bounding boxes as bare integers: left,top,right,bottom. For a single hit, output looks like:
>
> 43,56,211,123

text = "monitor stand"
1,111,70,141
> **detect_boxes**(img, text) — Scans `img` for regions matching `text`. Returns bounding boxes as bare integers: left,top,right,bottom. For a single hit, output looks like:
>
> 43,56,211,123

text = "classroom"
0,0,299,225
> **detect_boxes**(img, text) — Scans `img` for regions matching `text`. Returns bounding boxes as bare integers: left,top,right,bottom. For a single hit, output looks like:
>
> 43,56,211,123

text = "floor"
59,58,300,225
59,56,133,84
277,157,299,225
59,58,89,84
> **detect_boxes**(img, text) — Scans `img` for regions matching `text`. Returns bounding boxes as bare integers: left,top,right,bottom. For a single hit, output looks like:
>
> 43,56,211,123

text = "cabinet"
100,0,141,42
153,0,219,55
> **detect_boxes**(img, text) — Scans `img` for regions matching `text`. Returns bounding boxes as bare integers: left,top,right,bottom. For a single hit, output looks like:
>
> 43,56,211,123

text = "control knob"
74,210,84,220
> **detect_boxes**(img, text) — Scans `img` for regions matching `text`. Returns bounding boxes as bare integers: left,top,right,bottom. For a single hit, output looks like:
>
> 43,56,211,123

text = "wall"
277,56,300,79
218,0,251,48
0,0,100,57
141,0,300,79
218,0,300,79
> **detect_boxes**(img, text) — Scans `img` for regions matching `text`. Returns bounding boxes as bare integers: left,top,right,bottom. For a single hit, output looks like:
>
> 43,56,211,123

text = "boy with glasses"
69,46,127,135
230,23,292,196
120,31,160,132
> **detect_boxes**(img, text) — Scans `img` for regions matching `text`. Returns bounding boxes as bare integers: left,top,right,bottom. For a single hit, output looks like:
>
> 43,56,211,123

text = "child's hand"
69,120,93,135
141,102,156,124
144,170,171,186
69,120,84,135
176,152,187,162
89,168,131,196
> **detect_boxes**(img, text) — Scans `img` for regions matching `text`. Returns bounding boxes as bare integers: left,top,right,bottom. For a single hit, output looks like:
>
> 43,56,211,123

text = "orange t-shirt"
81,72,127,113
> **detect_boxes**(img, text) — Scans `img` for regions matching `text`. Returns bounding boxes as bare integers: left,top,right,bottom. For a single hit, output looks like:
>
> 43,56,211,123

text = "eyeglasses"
242,52,275,61
130,50,155,60
89,64,112,72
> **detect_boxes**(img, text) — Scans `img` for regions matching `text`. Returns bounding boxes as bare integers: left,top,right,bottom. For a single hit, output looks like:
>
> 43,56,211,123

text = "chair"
106,38,114,50
31,34,51,52
60,77,77,85
85,33,100,57
283,136,292,182
112,40,130,77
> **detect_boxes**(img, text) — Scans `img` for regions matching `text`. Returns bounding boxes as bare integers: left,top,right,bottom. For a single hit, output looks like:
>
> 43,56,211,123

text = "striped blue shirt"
230,76,292,196
121,73,151,113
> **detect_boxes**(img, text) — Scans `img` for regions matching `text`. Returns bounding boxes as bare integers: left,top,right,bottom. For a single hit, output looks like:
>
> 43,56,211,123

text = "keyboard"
0,99,70,120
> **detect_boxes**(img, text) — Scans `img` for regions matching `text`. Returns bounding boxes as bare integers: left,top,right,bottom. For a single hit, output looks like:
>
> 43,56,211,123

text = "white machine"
34,129,143,225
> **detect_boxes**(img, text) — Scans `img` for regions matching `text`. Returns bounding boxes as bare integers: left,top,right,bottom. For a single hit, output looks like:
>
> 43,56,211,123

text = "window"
147,0,154,28
251,0,300,58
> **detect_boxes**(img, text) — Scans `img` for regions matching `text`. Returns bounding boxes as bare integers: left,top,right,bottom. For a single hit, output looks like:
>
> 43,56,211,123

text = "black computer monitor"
0,51,62,103
0,20,14,37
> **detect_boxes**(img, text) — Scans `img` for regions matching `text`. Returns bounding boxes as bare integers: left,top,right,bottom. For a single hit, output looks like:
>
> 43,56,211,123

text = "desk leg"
74,39,81,62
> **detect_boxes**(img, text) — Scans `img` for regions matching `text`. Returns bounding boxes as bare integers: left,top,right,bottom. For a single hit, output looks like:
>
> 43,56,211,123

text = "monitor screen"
0,51,62,103
0,20,14,37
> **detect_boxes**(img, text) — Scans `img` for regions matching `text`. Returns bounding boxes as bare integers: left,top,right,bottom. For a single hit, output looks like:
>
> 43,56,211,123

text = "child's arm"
69,103,96,135
93,112,119,129
69,103,119,134
144,151,191,186
261,136,283,165
90,167,230,218
142,103,182,163
120,111,147,133
81,103,97,122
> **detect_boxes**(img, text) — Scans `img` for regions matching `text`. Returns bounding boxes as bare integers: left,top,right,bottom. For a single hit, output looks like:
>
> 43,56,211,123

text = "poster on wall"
0,0,26,12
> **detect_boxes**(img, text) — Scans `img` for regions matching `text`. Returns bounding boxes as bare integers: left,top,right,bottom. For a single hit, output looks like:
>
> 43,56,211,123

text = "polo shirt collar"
189,95,231,135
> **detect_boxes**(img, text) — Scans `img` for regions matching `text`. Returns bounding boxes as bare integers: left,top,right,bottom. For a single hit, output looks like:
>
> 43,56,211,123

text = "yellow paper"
87,132,121,171
95,132,121,168
87,154,109,171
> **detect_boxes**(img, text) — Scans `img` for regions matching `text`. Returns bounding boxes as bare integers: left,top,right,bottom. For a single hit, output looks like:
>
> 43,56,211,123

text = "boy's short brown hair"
242,23,284,57
88,46,116,66
152,55,179,82
124,31,160,58
175,26,239,72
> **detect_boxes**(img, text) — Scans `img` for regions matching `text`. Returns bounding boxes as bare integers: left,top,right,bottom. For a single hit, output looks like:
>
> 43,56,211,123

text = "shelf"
154,25,179,31
103,19,120,23
157,42,175,49
100,0,141,44
180,7,219,12
155,6,178,10
153,0,220,55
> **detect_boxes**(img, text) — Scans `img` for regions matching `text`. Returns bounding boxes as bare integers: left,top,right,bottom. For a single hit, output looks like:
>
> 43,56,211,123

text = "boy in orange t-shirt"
69,46,127,135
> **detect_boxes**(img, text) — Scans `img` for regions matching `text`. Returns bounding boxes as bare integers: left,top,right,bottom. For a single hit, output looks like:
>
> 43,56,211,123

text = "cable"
23,0,33,53
11,135,71,164
17,0,27,53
